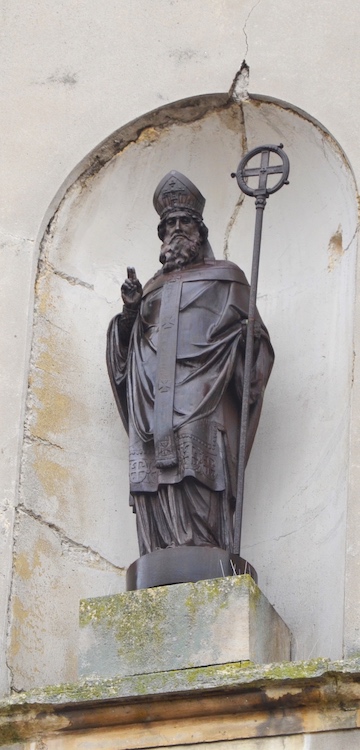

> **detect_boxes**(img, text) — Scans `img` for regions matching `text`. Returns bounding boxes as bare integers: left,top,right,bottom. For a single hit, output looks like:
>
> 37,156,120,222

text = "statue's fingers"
127,266,137,281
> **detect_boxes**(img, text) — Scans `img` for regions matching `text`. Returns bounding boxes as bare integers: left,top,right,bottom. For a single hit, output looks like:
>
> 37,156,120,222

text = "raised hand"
121,267,142,311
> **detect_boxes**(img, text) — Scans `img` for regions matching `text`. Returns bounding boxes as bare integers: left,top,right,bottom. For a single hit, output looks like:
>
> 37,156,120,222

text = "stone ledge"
2,656,360,707
2,658,360,748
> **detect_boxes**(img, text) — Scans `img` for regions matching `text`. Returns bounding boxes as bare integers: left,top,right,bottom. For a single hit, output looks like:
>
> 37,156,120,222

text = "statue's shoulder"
201,259,249,285
143,260,249,296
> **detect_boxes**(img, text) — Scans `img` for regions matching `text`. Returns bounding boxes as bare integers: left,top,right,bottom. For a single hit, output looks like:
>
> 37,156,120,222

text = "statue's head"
153,171,209,273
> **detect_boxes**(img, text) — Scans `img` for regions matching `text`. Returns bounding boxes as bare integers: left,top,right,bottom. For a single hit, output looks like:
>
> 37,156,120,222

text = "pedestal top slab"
79,574,291,680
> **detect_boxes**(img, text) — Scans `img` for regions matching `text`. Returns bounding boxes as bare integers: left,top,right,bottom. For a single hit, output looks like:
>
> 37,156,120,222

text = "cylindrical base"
126,546,257,591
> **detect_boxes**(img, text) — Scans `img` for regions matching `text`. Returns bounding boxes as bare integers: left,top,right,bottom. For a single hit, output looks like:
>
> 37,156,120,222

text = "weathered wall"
1,0,360,698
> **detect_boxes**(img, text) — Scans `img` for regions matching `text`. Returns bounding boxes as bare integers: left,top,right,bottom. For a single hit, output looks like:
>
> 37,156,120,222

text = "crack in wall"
223,100,249,259
38,316,71,335
5,655,16,694
344,222,360,253
223,194,245,259
0,231,35,245
351,350,356,387
242,0,262,58
5,506,22,694
36,257,94,291
77,96,231,185
24,434,63,451
51,267,94,290
6,499,125,691
16,505,126,574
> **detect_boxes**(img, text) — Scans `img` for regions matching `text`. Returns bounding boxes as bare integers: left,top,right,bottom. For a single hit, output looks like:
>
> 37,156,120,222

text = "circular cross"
233,144,290,198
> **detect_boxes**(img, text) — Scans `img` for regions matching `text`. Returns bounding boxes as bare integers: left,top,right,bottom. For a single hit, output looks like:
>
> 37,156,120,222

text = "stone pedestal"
79,575,291,679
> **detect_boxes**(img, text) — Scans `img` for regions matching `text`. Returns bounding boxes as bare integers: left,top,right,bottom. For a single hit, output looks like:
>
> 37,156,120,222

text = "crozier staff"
107,171,274,556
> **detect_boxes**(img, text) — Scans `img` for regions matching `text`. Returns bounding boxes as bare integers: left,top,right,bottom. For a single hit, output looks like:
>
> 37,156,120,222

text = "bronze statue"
107,171,274,557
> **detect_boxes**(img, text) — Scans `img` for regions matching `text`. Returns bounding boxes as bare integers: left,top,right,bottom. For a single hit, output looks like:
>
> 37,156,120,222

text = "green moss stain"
2,657,359,712
4,656,360,720
184,576,238,617
260,658,331,681
80,576,265,675
80,586,171,666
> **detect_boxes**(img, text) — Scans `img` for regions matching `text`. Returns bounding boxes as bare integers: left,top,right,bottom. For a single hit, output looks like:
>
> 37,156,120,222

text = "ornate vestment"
107,259,274,540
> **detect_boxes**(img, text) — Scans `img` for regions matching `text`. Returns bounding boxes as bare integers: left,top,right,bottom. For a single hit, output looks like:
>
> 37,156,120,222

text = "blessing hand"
121,267,143,310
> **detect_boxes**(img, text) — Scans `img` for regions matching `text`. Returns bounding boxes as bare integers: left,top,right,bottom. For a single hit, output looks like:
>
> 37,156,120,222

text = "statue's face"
160,210,203,273
163,211,200,243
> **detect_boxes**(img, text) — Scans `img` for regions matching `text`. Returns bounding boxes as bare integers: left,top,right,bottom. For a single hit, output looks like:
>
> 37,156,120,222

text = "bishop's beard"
159,235,202,273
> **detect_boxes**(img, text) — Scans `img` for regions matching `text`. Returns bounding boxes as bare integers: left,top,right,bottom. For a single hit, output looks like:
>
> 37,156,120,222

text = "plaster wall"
1,0,360,695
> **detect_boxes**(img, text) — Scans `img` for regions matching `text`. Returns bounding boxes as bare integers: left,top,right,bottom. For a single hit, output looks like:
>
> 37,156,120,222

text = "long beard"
159,235,202,273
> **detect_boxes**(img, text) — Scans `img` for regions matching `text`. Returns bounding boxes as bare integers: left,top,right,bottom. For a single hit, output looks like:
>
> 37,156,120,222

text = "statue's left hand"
121,267,143,310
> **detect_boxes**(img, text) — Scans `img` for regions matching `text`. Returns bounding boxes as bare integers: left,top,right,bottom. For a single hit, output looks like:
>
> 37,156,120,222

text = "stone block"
79,574,291,679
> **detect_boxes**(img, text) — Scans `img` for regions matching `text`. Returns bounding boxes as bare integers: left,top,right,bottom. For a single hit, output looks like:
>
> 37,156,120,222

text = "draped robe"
107,259,274,555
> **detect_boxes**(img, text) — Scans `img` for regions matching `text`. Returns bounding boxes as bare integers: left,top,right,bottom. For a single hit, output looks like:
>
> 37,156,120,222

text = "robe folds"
107,259,274,554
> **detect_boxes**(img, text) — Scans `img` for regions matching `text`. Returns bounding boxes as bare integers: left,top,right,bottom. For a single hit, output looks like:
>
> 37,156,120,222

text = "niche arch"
12,92,357,688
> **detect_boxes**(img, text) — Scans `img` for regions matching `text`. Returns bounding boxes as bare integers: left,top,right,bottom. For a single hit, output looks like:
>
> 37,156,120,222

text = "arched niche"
11,93,357,688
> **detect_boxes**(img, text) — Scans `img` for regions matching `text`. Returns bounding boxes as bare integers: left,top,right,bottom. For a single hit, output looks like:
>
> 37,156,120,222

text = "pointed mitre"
153,171,205,218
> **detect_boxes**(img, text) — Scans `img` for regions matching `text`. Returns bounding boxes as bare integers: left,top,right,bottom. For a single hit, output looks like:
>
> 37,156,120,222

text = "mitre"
153,171,205,218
